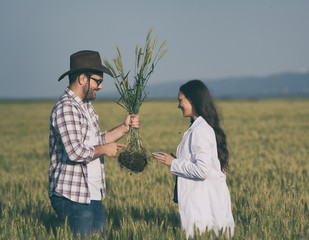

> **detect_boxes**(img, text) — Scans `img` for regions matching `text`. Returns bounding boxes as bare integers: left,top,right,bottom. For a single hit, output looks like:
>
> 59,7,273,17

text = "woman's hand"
153,152,175,166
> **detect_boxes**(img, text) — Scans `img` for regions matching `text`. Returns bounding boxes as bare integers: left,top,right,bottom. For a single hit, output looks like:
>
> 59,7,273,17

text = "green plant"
104,29,167,173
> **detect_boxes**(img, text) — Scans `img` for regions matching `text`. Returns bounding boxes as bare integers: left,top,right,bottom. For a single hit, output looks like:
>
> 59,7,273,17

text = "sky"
0,0,308,99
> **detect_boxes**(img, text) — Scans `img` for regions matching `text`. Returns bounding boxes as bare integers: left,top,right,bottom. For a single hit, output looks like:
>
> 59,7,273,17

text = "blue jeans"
50,195,106,237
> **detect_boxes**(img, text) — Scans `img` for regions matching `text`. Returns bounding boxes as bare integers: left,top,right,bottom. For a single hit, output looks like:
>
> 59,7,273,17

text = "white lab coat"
171,116,234,238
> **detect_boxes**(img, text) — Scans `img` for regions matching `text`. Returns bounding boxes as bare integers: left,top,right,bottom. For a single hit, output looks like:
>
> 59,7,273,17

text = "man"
49,50,139,237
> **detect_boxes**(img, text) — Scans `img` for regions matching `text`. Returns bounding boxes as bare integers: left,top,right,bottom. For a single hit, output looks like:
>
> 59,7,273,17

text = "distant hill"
100,72,309,99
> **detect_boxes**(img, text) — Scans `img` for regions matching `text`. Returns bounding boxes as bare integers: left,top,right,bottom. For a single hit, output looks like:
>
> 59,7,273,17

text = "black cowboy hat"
58,50,113,81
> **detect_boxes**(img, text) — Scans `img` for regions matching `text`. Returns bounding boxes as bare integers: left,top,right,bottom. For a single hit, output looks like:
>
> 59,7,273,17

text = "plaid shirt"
49,88,106,204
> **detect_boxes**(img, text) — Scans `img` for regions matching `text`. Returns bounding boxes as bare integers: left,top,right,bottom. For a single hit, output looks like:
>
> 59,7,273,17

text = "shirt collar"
65,87,92,110
189,116,204,129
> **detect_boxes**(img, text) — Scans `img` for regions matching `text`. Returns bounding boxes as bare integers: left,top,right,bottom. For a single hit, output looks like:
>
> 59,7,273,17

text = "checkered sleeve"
54,103,95,163
100,131,107,145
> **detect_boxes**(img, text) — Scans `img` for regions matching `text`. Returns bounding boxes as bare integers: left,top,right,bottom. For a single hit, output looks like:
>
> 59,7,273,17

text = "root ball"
118,150,148,173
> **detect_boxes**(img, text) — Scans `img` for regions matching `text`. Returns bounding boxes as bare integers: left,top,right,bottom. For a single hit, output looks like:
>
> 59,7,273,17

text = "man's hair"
68,73,81,85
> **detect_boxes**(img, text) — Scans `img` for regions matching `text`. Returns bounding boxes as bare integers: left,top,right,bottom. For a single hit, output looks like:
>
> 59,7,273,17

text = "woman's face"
178,91,196,118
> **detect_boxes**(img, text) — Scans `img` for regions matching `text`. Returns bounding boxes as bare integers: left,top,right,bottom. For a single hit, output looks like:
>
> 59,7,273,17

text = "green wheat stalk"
104,29,167,152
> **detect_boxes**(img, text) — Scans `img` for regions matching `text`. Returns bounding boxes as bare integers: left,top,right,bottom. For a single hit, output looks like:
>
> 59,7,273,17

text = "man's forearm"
105,123,129,143
93,145,106,159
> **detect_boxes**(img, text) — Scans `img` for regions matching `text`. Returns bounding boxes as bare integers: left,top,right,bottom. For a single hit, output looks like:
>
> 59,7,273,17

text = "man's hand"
93,142,127,159
124,114,140,132
105,114,140,143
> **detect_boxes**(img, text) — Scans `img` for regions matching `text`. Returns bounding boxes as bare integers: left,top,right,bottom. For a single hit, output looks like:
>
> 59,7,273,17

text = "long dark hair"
180,80,229,173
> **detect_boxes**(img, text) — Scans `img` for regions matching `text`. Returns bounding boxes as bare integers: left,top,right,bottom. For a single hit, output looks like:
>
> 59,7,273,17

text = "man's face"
84,73,103,101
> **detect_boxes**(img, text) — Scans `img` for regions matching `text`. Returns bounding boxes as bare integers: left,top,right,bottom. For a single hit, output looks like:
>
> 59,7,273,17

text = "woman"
153,80,234,238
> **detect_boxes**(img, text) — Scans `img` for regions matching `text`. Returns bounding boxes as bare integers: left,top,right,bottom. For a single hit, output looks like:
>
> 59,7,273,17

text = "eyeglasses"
90,76,103,86
85,73,103,86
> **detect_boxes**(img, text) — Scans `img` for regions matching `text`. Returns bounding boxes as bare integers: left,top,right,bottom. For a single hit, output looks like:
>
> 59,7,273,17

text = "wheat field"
0,99,308,239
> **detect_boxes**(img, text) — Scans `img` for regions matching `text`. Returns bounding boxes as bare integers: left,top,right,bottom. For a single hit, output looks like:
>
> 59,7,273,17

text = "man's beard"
84,88,97,102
